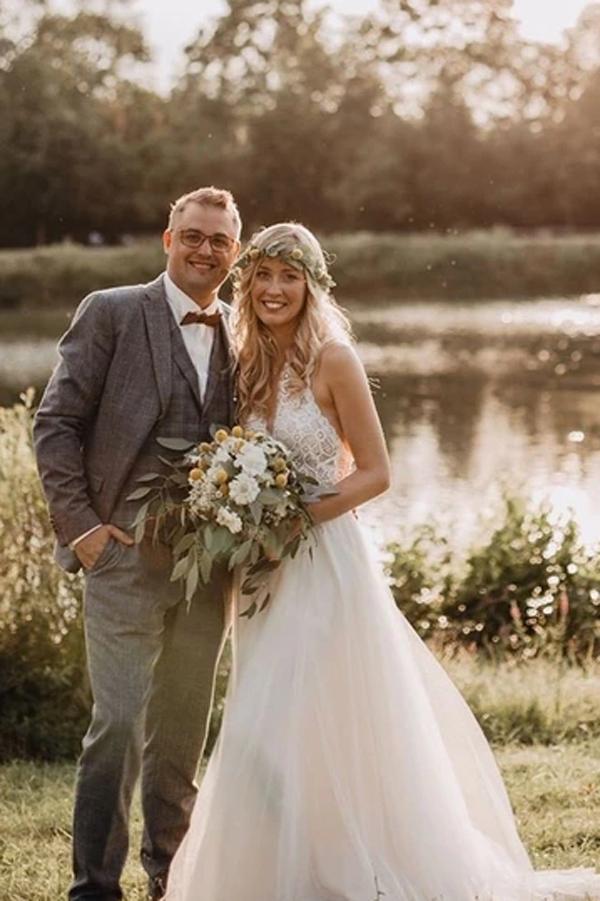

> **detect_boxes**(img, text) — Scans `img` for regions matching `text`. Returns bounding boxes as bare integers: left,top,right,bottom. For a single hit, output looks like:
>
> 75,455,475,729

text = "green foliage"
387,496,600,661
8,231,600,312
0,240,164,310
3,1,600,244
0,394,87,760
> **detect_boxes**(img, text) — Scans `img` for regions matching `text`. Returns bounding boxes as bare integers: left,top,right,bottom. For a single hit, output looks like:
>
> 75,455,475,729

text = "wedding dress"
165,366,600,901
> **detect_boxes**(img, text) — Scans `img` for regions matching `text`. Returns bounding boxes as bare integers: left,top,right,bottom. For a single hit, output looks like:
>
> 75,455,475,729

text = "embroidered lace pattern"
248,367,353,485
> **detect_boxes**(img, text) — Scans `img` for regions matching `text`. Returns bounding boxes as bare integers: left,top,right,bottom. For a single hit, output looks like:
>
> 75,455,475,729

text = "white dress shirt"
164,271,219,401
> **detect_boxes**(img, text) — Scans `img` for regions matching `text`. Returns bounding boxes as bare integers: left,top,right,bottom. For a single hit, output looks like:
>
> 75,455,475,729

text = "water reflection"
3,297,600,548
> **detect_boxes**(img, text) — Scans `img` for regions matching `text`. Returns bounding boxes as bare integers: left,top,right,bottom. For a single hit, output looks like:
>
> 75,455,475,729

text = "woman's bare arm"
307,343,391,525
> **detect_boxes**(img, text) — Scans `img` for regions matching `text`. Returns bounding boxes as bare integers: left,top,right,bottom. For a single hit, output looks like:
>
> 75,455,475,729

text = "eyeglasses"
175,228,236,253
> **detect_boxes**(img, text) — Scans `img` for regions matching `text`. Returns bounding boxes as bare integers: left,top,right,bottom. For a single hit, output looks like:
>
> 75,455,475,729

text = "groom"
34,187,241,901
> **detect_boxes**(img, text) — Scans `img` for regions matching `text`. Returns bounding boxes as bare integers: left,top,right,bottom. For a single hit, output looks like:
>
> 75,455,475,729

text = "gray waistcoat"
112,314,234,529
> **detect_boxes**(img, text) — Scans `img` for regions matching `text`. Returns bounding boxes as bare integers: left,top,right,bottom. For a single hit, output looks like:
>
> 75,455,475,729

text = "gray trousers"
69,536,227,901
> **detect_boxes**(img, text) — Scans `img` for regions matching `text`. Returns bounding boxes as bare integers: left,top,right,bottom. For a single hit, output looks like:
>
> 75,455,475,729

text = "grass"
443,654,600,745
1,742,599,900
5,229,600,312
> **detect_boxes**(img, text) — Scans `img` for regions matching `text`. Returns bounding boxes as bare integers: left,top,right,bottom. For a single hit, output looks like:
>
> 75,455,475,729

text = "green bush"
0,241,164,311
387,496,600,661
0,393,87,759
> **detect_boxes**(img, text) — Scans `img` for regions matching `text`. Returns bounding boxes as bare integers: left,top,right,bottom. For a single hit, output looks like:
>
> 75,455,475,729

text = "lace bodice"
249,367,353,486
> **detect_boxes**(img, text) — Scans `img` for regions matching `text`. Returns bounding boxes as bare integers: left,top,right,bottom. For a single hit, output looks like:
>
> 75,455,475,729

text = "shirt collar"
164,272,220,324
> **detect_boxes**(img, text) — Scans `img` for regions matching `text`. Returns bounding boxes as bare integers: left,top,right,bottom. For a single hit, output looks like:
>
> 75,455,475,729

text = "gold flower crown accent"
233,238,336,292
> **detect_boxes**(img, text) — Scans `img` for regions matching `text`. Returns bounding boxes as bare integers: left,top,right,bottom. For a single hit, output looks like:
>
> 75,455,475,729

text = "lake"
3,297,600,550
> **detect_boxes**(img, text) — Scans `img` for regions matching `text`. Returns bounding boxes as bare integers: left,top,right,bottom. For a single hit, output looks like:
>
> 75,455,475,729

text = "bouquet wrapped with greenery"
129,425,330,617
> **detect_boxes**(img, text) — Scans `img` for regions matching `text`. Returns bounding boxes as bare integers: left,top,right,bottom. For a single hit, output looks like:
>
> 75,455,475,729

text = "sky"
55,0,594,91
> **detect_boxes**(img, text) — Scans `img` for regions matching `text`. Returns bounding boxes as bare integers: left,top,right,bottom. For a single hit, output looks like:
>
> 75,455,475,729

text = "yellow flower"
244,428,256,440
199,441,212,452
189,468,204,482
214,428,229,443
272,457,287,473
275,471,289,488
231,425,244,438
215,467,229,485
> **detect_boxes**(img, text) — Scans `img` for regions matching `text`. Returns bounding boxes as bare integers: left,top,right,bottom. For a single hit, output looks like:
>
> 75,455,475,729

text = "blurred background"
2,0,600,755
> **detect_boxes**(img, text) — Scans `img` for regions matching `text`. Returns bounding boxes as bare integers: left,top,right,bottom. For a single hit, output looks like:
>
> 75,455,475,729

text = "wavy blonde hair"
231,223,353,424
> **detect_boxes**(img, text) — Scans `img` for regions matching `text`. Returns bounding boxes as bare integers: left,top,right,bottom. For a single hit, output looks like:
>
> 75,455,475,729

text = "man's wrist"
69,523,104,550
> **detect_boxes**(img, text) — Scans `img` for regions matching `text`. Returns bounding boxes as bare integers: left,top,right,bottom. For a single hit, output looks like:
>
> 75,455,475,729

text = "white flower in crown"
229,472,261,505
236,442,268,477
216,507,243,534
290,247,304,260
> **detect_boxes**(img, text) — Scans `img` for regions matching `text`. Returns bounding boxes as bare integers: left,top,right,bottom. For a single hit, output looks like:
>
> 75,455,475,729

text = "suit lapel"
142,275,173,418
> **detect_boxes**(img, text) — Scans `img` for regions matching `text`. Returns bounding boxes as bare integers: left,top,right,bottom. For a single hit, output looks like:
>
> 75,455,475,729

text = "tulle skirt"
165,513,600,901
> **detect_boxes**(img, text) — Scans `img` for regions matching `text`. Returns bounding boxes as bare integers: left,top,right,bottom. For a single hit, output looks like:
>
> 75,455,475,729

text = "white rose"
216,507,243,534
229,472,261,505
236,443,268,477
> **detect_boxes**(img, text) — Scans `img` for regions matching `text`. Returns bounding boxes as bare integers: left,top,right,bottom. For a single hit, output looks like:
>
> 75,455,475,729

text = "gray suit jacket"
33,273,234,573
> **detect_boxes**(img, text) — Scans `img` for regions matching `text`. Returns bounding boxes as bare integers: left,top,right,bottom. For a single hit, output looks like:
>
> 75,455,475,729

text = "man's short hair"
168,186,242,237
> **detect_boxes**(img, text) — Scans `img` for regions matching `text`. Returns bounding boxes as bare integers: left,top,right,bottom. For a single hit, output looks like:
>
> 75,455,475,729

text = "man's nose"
196,236,213,254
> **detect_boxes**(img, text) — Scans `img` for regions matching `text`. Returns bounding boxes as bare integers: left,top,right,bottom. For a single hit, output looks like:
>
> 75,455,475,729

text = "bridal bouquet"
129,426,330,617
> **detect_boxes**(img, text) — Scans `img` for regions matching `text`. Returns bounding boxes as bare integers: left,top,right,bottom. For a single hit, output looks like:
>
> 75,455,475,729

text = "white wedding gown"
165,369,600,901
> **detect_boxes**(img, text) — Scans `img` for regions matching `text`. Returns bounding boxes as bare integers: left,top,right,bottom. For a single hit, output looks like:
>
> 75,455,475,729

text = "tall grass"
4,230,600,310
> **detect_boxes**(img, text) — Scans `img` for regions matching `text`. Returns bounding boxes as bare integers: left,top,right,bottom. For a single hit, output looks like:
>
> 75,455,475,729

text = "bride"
164,223,600,901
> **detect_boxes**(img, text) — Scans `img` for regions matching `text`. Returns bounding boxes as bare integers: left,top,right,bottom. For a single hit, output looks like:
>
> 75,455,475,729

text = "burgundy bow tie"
180,310,221,327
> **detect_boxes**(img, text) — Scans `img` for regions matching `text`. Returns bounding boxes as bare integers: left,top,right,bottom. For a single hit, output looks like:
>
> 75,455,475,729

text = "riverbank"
3,230,600,310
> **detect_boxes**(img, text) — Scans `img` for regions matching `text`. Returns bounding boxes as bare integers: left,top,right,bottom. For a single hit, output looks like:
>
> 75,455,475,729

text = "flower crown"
234,238,336,292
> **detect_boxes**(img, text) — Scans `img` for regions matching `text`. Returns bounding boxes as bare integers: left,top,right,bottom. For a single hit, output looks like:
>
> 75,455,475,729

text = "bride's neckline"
268,363,344,444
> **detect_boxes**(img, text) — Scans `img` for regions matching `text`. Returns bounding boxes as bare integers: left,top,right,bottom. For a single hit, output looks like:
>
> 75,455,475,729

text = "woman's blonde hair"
231,222,353,424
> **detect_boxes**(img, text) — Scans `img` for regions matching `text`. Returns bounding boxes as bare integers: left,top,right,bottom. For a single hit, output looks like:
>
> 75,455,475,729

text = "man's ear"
162,229,172,254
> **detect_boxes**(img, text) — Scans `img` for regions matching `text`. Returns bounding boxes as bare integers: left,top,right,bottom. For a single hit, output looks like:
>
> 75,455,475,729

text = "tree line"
3,0,600,246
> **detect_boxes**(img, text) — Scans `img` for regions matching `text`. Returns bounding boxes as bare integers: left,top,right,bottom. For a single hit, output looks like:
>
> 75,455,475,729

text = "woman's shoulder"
315,340,364,387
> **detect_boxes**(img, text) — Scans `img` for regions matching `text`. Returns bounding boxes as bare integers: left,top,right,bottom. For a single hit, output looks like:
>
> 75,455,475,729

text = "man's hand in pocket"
75,524,134,570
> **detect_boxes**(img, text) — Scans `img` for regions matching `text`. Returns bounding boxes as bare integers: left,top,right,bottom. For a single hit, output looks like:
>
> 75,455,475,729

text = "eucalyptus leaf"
157,437,195,451
211,528,235,556
186,563,199,601
242,581,259,595
258,593,271,613
203,525,214,552
171,555,190,583
228,539,254,570
259,488,282,506
250,500,263,526
126,486,153,501
135,472,162,483
200,550,212,584
239,601,257,619
173,532,196,557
